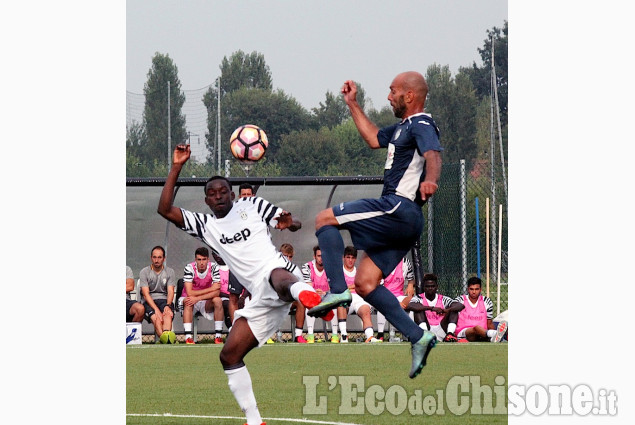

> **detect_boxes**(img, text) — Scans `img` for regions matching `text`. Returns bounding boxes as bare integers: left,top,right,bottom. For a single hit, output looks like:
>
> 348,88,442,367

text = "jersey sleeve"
139,268,149,288
441,295,457,309
301,263,312,283
183,263,195,283
483,296,494,319
179,208,213,242
211,263,221,282
167,268,176,287
411,117,442,155
241,197,284,228
402,257,414,281
377,123,399,148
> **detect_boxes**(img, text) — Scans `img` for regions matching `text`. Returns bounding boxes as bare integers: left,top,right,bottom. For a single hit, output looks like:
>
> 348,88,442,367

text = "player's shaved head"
399,71,428,103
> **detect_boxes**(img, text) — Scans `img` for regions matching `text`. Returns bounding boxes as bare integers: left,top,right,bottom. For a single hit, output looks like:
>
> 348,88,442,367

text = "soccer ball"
229,124,269,163
160,330,176,344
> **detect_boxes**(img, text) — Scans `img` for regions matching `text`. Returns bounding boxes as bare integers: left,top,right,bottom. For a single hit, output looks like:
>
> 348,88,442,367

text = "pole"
167,80,171,168
476,197,480,278
492,37,508,206
497,204,503,316
427,198,434,273
486,198,490,298
460,159,467,291
217,77,221,175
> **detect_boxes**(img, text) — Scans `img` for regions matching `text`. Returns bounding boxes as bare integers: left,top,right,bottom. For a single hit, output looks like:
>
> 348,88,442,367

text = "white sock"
376,312,386,333
225,366,262,425
306,312,315,334
295,328,303,338
330,315,338,334
183,323,192,339
364,327,374,339
289,281,315,301
419,322,429,331
215,321,223,338
339,321,347,337
447,323,457,334
487,329,497,340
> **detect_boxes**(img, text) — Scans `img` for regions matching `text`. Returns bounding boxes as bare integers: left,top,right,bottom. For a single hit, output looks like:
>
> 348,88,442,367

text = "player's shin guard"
225,365,262,425
364,285,424,342
315,226,347,293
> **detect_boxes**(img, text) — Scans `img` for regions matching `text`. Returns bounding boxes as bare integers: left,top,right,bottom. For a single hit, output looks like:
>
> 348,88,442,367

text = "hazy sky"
127,0,508,111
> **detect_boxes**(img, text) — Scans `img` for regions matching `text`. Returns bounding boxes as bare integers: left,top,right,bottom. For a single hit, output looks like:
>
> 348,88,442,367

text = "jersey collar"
400,112,431,125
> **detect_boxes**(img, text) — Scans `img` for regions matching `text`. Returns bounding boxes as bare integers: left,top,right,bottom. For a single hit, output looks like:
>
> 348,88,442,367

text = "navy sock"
315,225,347,293
364,285,424,342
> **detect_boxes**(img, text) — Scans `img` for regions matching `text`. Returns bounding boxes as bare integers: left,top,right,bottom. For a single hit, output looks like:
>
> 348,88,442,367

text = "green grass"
127,342,507,425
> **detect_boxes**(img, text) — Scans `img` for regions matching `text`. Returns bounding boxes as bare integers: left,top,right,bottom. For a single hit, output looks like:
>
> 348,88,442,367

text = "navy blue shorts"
332,194,423,276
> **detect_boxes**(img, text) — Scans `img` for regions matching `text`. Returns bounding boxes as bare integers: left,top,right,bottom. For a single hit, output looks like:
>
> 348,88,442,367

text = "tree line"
127,21,507,178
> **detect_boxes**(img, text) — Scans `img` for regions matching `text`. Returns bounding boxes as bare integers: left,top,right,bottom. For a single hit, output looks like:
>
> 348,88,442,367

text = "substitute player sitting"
405,273,463,342
157,144,329,425
454,276,506,342
339,246,380,343
179,247,222,345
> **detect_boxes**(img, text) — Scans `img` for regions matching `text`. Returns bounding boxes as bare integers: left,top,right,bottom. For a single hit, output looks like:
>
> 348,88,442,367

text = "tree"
275,128,346,176
311,90,348,129
460,21,508,127
221,87,313,159
425,64,478,165
311,83,369,130
203,50,274,164
142,52,187,167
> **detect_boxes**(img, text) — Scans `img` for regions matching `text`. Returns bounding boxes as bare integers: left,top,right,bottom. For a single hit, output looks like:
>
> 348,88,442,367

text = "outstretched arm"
341,80,380,149
157,144,190,227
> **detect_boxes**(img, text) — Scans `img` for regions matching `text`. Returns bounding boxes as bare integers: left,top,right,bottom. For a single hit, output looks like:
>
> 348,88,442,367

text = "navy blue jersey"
377,113,442,205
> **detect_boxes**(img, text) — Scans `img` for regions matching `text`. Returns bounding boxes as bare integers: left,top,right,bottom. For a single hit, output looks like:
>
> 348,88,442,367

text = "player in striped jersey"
308,72,442,378
453,276,502,342
158,145,328,425
405,273,463,342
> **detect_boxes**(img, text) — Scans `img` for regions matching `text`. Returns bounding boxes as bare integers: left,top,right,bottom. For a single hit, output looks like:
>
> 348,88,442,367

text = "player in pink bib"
454,276,506,342
405,273,463,342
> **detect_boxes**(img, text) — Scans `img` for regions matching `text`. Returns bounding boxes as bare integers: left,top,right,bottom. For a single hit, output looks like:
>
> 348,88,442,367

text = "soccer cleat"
409,331,437,379
185,337,195,345
266,338,275,344
307,290,352,318
365,336,382,343
306,334,315,344
299,290,336,321
492,320,508,342
331,334,340,343
214,337,224,344
295,335,308,343
340,335,348,343
443,332,458,343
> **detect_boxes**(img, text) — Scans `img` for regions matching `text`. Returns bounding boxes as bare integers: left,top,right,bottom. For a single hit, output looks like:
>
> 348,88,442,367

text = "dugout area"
127,166,507,341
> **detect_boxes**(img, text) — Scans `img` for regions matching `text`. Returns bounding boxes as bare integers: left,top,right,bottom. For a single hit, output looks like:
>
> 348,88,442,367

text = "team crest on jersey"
238,208,248,220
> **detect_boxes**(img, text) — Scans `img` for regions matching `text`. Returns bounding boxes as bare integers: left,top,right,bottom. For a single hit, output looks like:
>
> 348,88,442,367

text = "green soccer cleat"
409,331,436,379
306,334,315,344
330,334,340,343
307,290,352,318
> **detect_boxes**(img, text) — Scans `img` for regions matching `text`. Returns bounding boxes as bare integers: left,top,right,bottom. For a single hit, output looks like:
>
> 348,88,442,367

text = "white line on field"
126,413,364,425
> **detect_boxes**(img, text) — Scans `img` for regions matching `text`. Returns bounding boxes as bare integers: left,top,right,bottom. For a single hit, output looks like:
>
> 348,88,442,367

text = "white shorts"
232,257,293,347
456,328,469,338
347,293,372,315
178,298,216,321
429,324,447,341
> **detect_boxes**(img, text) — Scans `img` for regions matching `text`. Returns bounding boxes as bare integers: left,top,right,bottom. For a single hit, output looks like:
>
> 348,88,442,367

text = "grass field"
127,341,507,425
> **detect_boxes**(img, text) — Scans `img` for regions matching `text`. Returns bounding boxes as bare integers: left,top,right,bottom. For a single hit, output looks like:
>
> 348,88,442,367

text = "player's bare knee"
315,209,336,231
